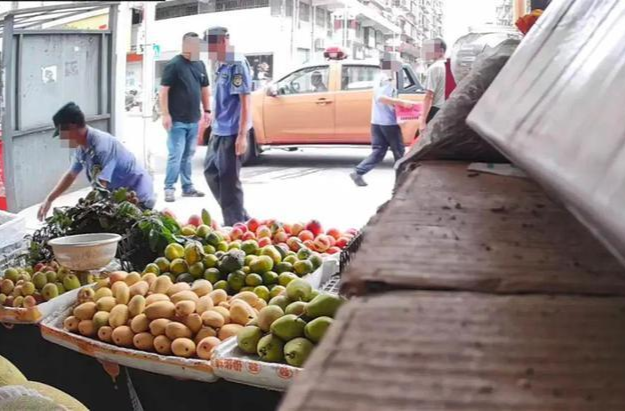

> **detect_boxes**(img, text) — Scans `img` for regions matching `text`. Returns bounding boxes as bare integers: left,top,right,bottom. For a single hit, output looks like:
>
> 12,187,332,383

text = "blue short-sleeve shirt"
70,127,155,205
212,54,252,136
371,74,398,126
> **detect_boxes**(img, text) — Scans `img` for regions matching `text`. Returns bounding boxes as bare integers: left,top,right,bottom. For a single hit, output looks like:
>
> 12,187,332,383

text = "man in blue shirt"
37,102,155,220
350,55,419,187
202,27,251,226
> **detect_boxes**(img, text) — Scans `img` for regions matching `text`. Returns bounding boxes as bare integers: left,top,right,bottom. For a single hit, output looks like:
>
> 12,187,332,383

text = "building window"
316,7,326,27
296,48,310,64
299,2,310,22
155,3,199,20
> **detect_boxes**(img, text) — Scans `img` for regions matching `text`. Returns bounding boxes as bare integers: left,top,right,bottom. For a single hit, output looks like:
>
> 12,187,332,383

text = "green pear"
32,272,48,290
286,279,312,302
62,274,81,291
305,294,343,319
304,289,320,303
41,283,59,301
270,314,306,341
268,295,290,311
304,316,333,344
45,271,57,284
237,326,263,354
3,268,19,283
257,334,285,363
285,301,307,316
258,305,284,332
283,337,314,367
55,283,66,295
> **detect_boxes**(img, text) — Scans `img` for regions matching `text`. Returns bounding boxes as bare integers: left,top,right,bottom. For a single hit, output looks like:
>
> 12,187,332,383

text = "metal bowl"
48,233,122,271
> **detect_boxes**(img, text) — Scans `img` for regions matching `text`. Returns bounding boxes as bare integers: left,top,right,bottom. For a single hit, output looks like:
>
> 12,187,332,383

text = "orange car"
200,58,424,164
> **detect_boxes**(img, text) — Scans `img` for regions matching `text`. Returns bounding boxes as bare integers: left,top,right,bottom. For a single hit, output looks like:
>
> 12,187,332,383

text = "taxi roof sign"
324,46,348,60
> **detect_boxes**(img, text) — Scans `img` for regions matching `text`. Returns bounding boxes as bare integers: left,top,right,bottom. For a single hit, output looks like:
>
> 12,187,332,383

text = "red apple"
313,235,331,252
298,230,314,242
187,214,202,227
233,222,248,233
303,240,316,251
291,223,305,236
34,262,46,273
247,218,260,233
326,228,342,240
283,224,293,235
327,235,336,247
273,231,289,244
230,227,244,240
336,237,351,248
305,220,323,237
286,237,303,252
327,246,341,255
162,208,177,220
258,237,272,248
242,231,257,241
256,225,272,238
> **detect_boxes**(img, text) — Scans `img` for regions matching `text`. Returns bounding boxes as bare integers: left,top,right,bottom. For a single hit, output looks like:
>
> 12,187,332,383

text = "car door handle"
316,99,332,105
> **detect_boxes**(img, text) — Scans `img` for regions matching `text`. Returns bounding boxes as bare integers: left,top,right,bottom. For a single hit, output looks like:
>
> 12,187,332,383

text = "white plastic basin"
48,233,122,271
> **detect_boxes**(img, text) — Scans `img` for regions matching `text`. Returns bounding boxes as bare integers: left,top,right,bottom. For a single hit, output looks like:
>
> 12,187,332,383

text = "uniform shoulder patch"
232,74,243,87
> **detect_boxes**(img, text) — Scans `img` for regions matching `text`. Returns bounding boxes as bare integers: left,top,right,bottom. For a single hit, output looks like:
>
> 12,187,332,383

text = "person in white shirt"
420,38,447,135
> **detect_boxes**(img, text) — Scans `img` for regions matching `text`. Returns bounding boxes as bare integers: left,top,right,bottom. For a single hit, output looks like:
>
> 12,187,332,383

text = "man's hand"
162,114,172,131
235,131,248,157
37,198,52,222
419,119,427,136
202,111,212,127
400,100,418,108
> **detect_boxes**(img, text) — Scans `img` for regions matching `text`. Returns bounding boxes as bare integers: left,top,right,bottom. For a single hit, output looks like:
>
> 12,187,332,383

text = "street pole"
140,1,156,174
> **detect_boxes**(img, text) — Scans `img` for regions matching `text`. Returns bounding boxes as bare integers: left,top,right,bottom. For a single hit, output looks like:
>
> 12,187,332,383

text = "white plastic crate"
0,210,26,250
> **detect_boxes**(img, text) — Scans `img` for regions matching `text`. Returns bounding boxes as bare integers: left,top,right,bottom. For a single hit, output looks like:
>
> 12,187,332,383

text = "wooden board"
341,162,625,296
280,291,625,411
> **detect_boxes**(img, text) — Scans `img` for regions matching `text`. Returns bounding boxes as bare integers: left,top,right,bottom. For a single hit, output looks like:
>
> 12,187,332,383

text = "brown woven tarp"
341,161,625,296
280,291,625,411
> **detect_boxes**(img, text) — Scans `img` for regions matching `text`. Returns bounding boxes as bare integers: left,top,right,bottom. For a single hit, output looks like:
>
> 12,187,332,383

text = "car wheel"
241,130,260,166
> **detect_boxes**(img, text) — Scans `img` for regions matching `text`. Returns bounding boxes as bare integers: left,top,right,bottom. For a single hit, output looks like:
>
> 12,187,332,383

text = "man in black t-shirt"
160,32,211,202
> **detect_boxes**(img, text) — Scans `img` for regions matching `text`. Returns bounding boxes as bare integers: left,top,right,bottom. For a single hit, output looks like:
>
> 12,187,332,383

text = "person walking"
203,27,251,226
350,55,419,187
419,37,447,135
160,32,210,202
38,102,155,220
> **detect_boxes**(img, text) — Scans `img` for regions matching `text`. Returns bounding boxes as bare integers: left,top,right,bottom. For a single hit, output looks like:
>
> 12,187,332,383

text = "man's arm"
37,170,79,221
160,86,171,130
201,86,211,126
378,95,418,108
419,91,434,132
236,94,251,156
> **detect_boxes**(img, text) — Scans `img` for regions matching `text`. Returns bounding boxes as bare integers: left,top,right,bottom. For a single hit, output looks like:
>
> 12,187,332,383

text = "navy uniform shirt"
161,55,210,123
212,55,252,136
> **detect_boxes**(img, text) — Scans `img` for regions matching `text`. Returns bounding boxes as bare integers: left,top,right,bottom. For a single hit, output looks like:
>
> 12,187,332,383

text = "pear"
62,274,81,291
284,337,314,367
268,295,290,311
305,294,343,319
237,326,263,354
41,283,59,301
270,314,306,341
257,305,284,332
285,279,312,301
285,301,307,316
257,334,284,363
304,316,333,344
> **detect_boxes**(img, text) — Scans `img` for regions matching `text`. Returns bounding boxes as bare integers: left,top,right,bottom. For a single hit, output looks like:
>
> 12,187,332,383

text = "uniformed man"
37,102,155,220
203,27,251,226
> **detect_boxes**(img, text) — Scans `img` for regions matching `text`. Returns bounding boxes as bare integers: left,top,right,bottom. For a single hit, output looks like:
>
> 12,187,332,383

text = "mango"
304,316,333,343
112,326,134,347
270,314,306,341
171,290,199,304
0,354,27,386
145,293,170,306
175,300,196,317
197,336,221,360
63,316,80,332
284,337,314,367
195,295,214,314
128,295,146,317
129,281,149,297
124,272,141,286
237,326,262,354
92,311,110,331
78,320,96,337
209,306,230,324
165,322,192,340
130,314,150,333
94,287,113,302
183,313,202,334
201,311,225,328
133,332,155,351
144,301,176,320
171,337,196,358
97,326,113,343
230,302,256,326
166,282,191,297
153,335,173,355
96,296,117,312
141,272,158,287
191,279,212,297
218,324,243,340
208,289,228,305
149,318,171,336
112,282,130,305
194,327,217,344
109,304,130,328
257,334,285,363
73,302,97,321
151,276,173,294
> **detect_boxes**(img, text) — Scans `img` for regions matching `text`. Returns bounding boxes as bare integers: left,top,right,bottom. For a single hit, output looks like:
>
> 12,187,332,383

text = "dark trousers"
204,135,249,226
355,124,405,175
426,106,440,123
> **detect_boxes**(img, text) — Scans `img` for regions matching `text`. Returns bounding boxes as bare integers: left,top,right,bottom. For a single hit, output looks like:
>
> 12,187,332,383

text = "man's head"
311,71,324,86
204,26,229,61
181,32,200,61
52,102,87,147
379,51,402,75
423,37,446,61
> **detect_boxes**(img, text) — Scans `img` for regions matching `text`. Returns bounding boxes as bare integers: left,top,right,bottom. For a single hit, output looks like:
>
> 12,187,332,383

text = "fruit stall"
0,187,358,410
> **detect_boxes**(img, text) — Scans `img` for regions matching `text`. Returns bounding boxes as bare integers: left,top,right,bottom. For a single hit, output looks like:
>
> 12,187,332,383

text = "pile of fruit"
62,271,272,360
143,240,323,298
235,279,343,367
1,262,92,308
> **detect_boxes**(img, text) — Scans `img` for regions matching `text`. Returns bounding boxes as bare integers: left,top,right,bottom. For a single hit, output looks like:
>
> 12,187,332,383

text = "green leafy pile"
30,188,183,270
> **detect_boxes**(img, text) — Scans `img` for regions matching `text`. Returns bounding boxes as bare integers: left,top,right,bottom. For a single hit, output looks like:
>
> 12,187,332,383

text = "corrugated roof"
280,291,625,411
341,161,625,296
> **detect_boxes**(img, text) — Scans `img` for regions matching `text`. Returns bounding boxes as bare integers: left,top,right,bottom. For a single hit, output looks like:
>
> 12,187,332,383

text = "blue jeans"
355,124,405,175
164,121,199,192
